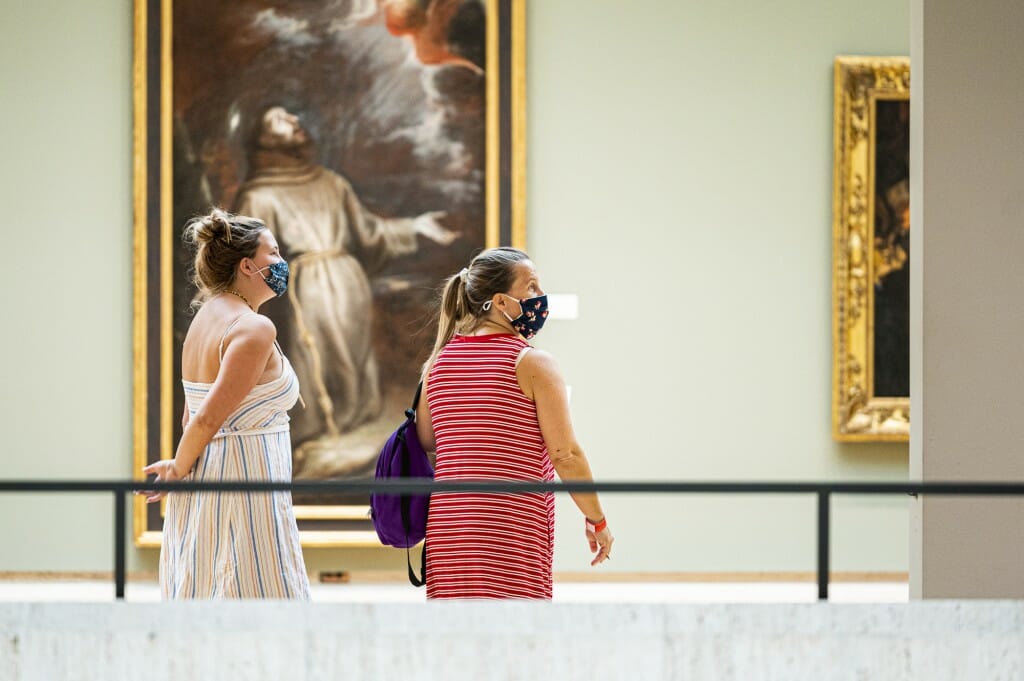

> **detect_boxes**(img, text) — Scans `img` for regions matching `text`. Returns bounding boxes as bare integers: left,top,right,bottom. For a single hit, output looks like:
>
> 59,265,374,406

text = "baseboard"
552,571,909,583
330,570,910,584
0,571,159,582
0,570,909,584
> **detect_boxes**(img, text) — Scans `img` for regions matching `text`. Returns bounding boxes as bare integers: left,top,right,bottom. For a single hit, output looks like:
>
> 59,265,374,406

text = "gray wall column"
910,0,1024,598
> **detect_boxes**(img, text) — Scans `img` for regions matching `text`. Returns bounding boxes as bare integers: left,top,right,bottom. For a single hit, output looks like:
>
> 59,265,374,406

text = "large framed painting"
832,56,910,442
133,0,526,546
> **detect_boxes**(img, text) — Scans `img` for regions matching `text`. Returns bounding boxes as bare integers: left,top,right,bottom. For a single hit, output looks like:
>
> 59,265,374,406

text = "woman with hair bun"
141,208,310,600
415,247,614,599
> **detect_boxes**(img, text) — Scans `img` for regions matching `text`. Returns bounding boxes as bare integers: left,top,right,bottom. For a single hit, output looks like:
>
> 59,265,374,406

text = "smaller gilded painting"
832,56,910,442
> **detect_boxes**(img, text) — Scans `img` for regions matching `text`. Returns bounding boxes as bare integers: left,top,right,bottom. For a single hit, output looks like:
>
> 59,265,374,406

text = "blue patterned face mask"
502,294,549,340
255,260,289,297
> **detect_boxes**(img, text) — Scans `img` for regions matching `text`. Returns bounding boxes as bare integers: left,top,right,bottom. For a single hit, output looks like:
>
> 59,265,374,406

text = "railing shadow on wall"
2,479,1024,601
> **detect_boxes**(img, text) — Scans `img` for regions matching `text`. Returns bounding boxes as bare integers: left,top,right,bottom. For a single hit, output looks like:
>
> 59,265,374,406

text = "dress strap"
218,313,255,364
268,339,287,381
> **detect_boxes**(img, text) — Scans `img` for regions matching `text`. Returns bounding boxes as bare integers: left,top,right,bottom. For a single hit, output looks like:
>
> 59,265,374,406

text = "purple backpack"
370,383,433,586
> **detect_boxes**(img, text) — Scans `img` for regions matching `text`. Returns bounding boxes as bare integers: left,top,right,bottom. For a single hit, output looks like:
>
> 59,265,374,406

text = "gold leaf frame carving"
132,0,527,547
832,56,910,442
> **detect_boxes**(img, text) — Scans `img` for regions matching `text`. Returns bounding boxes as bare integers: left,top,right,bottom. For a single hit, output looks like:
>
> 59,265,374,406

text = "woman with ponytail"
415,247,614,599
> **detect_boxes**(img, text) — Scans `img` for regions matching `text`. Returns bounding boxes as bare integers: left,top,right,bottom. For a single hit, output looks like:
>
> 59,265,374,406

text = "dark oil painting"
170,1,488,509
872,99,910,399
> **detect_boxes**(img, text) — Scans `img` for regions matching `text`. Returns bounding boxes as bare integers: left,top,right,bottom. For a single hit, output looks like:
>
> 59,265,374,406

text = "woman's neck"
226,279,272,312
468,316,517,337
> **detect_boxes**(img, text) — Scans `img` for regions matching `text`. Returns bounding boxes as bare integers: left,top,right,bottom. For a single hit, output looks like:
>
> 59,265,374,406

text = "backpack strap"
406,542,426,587
406,381,422,420
401,448,427,587
402,384,427,588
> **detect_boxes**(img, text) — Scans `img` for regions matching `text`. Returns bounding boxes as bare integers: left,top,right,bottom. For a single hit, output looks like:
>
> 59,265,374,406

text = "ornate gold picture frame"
832,56,910,442
133,0,526,546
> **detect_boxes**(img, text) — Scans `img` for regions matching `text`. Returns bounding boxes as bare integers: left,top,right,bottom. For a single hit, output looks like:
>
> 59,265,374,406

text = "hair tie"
459,267,469,284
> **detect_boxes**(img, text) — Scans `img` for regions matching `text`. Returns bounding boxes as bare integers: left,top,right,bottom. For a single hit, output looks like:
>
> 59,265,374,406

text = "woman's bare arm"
519,349,605,522
415,373,437,465
171,315,277,476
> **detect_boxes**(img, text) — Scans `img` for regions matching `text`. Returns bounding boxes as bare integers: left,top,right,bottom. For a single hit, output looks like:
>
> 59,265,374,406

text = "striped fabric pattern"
425,333,555,599
160,355,310,600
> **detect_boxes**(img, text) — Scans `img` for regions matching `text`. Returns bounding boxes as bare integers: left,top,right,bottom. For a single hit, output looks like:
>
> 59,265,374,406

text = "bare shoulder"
518,347,562,379
229,313,276,347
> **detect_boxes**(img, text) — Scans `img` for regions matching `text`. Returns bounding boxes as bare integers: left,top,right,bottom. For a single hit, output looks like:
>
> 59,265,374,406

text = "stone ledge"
1,602,1021,680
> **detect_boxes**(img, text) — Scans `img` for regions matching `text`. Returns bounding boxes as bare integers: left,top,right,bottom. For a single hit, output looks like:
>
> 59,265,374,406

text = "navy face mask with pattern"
502,293,549,340
255,260,289,297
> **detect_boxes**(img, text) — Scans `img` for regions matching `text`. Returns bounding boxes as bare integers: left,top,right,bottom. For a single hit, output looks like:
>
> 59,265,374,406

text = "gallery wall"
0,0,910,576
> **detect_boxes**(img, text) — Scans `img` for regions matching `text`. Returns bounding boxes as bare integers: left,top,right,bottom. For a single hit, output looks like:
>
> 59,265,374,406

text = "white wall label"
546,293,579,320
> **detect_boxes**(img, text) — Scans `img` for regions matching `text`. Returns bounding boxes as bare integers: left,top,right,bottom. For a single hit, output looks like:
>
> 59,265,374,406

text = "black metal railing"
3,479,1024,601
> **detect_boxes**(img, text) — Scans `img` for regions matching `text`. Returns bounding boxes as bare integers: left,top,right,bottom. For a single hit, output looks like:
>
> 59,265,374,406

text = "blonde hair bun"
182,208,267,300
189,207,234,245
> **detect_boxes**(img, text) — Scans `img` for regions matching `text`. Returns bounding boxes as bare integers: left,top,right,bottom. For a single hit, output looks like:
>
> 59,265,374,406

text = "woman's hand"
140,459,185,504
586,520,614,566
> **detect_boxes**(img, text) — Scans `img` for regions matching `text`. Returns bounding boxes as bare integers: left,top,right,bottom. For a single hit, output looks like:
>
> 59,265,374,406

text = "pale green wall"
0,0,134,571
529,0,910,573
0,0,909,576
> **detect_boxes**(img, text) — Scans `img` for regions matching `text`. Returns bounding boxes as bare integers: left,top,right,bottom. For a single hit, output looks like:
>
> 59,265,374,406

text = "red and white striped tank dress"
425,333,555,599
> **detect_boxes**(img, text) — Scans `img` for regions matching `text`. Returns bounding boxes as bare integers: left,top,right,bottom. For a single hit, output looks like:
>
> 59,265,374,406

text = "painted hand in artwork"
413,210,458,246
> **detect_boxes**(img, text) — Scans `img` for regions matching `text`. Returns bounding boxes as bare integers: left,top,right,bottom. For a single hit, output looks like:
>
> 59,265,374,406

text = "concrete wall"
0,0,910,576
3,602,1023,680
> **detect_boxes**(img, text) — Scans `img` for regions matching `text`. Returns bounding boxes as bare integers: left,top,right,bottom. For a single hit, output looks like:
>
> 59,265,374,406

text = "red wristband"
586,517,607,533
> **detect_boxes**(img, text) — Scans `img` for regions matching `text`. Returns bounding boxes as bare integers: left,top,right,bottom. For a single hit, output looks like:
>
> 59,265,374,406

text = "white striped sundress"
160,316,310,600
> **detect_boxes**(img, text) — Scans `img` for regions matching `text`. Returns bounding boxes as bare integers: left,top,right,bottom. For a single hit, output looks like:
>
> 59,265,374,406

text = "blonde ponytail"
423,247,531,377
425,272,471,376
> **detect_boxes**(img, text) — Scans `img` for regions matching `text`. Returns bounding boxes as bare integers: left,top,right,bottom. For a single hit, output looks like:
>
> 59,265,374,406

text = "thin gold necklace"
226,289,254,311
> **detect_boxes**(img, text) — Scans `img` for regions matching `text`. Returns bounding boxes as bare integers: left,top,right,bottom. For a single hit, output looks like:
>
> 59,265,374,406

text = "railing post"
114,490,126,600
817,491,830,601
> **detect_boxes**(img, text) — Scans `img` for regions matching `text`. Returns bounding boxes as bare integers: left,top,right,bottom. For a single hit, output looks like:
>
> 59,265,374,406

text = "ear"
238,258,256,277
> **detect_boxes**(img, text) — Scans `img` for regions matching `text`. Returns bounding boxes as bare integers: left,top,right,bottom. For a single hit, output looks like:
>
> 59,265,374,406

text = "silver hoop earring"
482,301,492,312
